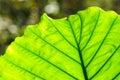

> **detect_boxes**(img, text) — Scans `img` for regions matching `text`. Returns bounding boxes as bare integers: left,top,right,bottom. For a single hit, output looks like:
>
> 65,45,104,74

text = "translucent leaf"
0,7,120,80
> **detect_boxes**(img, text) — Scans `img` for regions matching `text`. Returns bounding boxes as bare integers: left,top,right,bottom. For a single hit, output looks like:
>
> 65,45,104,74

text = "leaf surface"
0,7,120,80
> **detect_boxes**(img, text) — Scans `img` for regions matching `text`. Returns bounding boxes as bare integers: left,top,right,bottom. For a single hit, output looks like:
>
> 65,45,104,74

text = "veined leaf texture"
0,7,120,80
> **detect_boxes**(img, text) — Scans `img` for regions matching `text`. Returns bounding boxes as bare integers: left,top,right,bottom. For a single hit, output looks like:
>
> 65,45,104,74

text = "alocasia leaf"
0,7,120,80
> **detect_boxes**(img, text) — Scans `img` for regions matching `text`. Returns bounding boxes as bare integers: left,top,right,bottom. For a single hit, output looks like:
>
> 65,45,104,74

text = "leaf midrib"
67,14,88,80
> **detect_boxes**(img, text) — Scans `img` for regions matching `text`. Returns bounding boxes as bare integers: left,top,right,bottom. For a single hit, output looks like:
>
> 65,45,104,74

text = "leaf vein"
112,72,120,80
89,45,120,79
14,42,78,80
4,57,45,80
81,10,101,51
77,13,83,45
67,15,88,80
29,29,81,65
86,15,118,68
47,18,78,50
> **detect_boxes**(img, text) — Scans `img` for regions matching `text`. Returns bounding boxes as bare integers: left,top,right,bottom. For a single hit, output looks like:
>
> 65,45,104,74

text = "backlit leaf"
0,7,120,80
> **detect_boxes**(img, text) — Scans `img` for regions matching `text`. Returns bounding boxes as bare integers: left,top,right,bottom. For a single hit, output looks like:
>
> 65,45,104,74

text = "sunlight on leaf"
0,7,120,80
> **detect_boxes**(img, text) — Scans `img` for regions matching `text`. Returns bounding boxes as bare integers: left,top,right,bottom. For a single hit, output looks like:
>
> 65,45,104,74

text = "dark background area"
0,0,120,55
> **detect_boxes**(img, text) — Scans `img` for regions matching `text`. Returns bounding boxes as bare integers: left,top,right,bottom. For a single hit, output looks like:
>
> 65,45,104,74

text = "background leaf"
0,7,120,80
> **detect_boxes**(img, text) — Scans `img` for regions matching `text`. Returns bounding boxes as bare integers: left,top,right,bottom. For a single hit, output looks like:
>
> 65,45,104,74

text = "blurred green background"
0,0,120,55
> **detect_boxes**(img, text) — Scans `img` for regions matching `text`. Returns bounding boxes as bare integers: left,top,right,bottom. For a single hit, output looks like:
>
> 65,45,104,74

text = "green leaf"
0,7,120,80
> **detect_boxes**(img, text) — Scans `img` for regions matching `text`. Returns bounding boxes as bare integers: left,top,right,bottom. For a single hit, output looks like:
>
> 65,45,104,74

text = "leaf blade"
0,7,120,80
